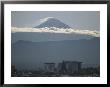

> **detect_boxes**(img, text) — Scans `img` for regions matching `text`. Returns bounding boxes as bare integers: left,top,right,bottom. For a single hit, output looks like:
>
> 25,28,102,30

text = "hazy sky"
11,11,100,31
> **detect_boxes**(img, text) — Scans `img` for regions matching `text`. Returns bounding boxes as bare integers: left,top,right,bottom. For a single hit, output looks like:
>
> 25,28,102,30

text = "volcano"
34,17,71,29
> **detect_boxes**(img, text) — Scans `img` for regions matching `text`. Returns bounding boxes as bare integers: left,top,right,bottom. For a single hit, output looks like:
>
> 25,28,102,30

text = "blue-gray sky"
11,11,100,31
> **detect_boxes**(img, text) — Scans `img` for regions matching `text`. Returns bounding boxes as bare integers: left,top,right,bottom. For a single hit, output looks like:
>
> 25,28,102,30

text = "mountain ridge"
34,17,71,29
13,36,99,44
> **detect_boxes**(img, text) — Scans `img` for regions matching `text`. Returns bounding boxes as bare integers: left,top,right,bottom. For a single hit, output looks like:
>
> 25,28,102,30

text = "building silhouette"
11,64,17,76
58,61,82,74
44,63,55,72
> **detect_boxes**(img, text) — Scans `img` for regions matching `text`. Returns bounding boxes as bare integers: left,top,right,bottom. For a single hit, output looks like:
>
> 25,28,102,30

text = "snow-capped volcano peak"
34,17,71,29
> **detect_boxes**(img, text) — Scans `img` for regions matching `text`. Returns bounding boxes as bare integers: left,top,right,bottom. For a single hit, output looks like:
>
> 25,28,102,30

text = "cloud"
40,17,55,23
11,27,100,37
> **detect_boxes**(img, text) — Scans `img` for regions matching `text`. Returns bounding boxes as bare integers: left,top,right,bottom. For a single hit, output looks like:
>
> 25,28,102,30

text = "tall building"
58,61,82,74
44,63,55,72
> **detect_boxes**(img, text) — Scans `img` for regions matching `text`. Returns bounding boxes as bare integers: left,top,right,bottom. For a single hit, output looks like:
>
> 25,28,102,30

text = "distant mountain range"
11,32,97,43
11,37,100,70
34,17,71,29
